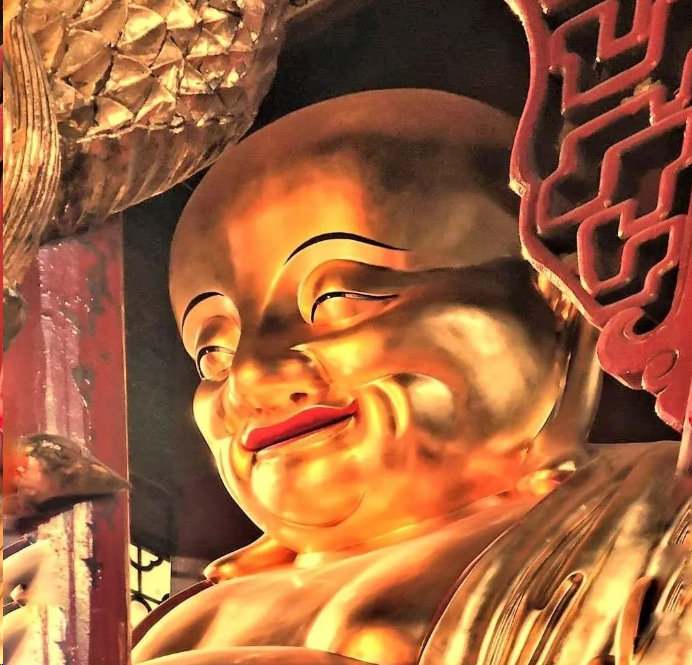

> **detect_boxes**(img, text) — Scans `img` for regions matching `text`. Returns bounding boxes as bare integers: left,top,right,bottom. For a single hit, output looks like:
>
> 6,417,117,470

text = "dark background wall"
123,0,678,562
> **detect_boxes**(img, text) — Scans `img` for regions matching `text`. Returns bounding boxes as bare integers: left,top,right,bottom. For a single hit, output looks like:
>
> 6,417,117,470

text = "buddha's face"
170,91,567,554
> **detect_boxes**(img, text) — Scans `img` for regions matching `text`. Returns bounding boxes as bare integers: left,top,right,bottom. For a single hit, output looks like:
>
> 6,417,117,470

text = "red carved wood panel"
508,0,692,454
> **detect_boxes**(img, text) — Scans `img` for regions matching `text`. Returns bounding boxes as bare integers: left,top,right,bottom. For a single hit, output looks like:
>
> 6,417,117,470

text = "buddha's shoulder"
422,441,690,665
586,439,680,470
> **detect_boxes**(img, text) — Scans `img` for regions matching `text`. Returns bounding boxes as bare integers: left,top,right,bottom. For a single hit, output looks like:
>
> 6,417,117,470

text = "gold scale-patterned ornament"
3,0,288,289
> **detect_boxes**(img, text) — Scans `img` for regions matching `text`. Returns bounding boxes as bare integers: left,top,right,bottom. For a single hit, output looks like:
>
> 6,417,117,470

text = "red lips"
243,401,359,453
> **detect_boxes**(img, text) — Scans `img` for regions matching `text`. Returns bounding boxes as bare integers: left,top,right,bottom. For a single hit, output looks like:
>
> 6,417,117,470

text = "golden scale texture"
3,0,287,284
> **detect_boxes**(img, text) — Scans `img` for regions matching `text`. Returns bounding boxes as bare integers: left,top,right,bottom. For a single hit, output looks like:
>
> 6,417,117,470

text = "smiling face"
170,91,568,554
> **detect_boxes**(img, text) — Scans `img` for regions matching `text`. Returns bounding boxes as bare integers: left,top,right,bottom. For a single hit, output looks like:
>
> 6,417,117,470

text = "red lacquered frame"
508,0,692,471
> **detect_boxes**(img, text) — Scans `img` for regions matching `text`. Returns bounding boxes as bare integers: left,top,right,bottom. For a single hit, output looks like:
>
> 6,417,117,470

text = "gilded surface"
2,18,61,290
133,91,690,664
2,0,287,286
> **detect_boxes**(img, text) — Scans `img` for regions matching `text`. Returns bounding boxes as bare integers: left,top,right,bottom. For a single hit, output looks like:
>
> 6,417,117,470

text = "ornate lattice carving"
509,0,692,431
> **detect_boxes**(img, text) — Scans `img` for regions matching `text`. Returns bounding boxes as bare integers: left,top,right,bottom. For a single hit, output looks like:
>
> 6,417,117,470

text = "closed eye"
310,292,398,323
196,345,235,381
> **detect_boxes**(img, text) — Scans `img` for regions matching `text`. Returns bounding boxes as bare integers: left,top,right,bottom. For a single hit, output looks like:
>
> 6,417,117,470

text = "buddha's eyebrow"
284,232,408,265
182,291,224,329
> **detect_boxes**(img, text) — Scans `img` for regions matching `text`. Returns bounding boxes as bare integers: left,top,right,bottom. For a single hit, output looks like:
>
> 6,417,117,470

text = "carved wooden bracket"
508,0,691,442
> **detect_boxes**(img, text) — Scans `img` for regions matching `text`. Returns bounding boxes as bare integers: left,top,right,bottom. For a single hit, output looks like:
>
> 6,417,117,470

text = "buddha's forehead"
170,90,521,323
170,164,400,321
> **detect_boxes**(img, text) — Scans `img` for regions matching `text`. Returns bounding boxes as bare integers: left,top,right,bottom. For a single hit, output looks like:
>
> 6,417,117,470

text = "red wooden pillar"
4,222,130,665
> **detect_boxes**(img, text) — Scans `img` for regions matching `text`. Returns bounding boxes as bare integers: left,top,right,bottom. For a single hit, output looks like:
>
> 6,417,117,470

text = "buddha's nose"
228,346,328,412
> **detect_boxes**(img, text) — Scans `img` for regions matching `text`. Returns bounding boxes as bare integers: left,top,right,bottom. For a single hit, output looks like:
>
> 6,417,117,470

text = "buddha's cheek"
249,438,367,528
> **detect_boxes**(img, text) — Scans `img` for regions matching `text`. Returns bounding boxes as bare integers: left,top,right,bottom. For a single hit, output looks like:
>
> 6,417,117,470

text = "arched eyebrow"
284,232,408,264
182,291,224,330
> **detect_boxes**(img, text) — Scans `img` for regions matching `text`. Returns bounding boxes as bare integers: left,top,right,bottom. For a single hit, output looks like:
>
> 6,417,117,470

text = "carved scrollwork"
508,0,692,431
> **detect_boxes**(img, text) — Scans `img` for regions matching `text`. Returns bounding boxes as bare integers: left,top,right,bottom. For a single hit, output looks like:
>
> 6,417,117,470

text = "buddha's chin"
248,454,366,529
263,490,365,530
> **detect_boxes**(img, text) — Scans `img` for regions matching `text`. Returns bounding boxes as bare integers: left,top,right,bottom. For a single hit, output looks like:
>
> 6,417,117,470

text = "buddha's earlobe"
519,298,602,493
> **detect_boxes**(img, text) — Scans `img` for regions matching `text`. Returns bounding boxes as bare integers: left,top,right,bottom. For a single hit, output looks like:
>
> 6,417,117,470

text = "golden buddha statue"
133,90,690,665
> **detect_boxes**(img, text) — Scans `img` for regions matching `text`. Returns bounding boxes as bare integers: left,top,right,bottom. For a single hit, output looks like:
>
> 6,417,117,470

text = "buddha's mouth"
242,401,360,453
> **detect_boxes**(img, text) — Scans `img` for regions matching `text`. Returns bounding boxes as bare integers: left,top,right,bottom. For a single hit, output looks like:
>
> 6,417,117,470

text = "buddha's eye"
311,291,397,325
196,346,235,381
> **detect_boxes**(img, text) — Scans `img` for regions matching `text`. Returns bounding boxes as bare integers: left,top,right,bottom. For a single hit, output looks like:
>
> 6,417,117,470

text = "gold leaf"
168,24,202,55
204,15,240,50
165,0,200,30
104,76,155,115
188,28,226,58
30,15,68,73
65,47,113,98
150,37,184,70
51,79,89,119
195,53,232,87
50,0,87,19
156,62,182,95
200,5,227,24
118,4,166,45
135,79,178,124
73,0,128,45
105,54,153,93
56,29,106,79
92,96,135,133
117,6,167,65
137,0,175,20
179,61,210,95
75,0,113,23
23,0,63,34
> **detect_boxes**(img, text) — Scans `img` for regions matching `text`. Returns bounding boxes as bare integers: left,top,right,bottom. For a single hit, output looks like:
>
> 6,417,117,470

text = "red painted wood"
508,0,692,443
4,222,130,665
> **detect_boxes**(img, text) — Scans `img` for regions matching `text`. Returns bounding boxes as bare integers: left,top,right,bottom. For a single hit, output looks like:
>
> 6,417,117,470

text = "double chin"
248,430,367,528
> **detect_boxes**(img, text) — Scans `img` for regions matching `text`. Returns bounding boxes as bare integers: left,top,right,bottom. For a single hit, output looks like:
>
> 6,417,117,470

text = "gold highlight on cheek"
235,363,262,387
317,332,385,380
283,357,307,379
368,379,410,439
343,627,416,664
301,457,332,488
405,376,455,440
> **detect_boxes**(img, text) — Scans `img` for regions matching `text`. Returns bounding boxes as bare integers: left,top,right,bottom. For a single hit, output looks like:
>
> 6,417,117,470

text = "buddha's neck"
294,489,539,568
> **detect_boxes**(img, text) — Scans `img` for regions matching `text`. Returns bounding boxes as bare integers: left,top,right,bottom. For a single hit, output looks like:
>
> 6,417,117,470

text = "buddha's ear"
518,290,602,494
533,264,580,326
